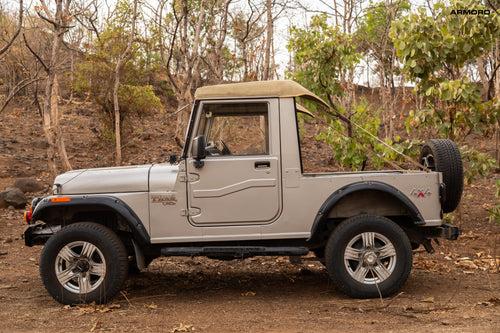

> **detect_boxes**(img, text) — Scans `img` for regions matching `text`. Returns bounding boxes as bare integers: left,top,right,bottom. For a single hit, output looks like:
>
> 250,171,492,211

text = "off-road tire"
420,139,463,213
324,215,412,298
40,222,128,305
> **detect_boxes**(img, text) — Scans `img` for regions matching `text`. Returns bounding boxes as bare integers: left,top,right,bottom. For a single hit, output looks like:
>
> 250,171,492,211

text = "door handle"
254,161,271,169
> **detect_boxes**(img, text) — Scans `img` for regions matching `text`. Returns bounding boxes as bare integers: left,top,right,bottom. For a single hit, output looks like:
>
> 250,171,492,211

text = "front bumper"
23,223,60,246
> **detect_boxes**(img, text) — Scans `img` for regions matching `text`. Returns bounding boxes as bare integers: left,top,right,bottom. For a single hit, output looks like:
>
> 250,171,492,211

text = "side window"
197,102,269,156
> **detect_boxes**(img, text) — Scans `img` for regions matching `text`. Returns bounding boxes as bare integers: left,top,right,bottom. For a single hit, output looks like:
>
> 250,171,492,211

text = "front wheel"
39,222,129,304
325,215,412,298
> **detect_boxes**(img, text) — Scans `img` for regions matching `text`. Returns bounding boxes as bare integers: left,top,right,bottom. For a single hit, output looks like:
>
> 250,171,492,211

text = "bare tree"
25,0,74,174
231,1,267,81
156,0,233,146
0,0,23,57
112,0,139,165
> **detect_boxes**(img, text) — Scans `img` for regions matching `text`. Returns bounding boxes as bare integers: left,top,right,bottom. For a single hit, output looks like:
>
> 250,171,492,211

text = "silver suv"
23,80,462,304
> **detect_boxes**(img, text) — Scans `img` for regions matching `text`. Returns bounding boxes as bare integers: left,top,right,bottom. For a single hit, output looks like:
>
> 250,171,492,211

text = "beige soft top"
194,80,329,108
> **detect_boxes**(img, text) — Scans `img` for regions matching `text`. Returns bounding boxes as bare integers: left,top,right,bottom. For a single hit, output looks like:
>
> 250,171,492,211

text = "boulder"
0,188,27,209
13,178,43,193
0,195,6,209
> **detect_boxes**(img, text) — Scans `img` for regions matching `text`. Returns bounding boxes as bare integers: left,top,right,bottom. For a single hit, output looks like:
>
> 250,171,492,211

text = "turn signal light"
50,197,71,203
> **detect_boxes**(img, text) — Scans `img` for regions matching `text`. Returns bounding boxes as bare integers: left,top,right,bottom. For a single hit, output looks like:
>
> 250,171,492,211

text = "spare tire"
420,139,463,213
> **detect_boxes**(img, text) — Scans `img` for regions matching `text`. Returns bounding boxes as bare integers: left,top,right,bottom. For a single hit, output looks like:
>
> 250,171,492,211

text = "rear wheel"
40,222,129,304
325,215,412,298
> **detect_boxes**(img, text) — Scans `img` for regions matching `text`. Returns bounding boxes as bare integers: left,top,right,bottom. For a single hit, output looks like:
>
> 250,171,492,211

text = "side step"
160,246,309,258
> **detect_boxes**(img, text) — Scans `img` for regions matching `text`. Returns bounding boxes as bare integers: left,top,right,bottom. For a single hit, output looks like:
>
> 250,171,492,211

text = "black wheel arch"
30,195,150,247
307,181,425,245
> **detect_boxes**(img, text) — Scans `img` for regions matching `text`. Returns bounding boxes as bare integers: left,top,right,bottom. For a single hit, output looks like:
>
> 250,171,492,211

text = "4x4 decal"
411,188,431,198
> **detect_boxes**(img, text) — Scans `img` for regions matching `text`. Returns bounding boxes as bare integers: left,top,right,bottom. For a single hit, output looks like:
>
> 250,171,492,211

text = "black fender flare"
31,195,150,246
307,181,425,245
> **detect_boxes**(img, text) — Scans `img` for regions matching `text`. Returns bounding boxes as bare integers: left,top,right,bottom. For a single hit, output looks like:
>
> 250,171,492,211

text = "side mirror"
191,135,207,168
168,154,177,164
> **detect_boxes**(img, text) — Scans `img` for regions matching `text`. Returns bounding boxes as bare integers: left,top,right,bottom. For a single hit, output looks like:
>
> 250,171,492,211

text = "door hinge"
180,208,201,216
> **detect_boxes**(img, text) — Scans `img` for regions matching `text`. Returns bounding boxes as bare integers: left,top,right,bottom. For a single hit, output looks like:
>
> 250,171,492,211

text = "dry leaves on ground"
241,291,256,297
171,323,195,332
62,303,121,315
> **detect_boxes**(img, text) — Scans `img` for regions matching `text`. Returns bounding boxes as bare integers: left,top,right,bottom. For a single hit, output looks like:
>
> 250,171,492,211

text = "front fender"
30,195,150,246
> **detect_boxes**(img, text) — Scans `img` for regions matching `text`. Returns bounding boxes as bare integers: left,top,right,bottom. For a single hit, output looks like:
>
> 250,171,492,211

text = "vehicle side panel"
148,163,200,241
149,97,441,243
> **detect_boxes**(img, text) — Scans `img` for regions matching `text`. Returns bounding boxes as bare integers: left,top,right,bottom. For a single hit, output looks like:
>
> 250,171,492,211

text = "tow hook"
440,223,460,240
422,238,434,253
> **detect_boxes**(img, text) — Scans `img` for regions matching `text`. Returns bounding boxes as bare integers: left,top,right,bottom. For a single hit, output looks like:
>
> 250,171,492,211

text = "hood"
54,164,153,195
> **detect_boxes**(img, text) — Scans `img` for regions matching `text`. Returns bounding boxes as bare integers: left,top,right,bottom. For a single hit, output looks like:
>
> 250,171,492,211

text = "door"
186,99,281,226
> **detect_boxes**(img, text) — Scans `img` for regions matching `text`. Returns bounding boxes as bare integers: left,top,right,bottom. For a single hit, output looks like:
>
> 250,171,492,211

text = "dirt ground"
0,101,499,332
0,210,498,333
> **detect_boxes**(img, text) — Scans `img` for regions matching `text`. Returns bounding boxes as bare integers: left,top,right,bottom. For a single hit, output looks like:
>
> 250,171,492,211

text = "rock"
13,178,43,193
4,237,13,244
0,188,27,209
299,268,313,276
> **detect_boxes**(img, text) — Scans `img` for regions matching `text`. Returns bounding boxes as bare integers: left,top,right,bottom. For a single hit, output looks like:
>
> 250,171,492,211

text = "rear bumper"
438,223,460,240
23,224,60,246
422,223,460,240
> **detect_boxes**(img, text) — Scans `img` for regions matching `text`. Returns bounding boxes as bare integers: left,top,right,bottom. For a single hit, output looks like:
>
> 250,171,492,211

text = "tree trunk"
69,51,74,102
39,0,72,175
477,56,490,101
496,40,500,167
52,76,71,170
113,66,122,165
174,94,193,148
112,0,138,165
495,39,500,98
263,0,273,80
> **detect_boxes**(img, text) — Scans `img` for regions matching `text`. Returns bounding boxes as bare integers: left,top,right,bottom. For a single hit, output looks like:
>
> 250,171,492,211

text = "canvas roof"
194,80,329,108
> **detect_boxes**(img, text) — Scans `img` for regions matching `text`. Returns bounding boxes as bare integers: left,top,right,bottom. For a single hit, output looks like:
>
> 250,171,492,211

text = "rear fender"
308,181,425,245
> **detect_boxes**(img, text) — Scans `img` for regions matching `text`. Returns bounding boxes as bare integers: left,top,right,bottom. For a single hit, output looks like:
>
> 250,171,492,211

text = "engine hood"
54,164,154,195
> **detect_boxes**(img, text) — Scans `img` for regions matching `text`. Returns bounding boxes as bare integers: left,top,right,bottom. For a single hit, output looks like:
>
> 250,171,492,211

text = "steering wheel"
220,140,231,155
205,140,231,156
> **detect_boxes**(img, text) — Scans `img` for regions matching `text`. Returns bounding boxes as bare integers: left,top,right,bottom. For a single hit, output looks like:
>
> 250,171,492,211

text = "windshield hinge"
179,173,199,183
180,208,201,217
